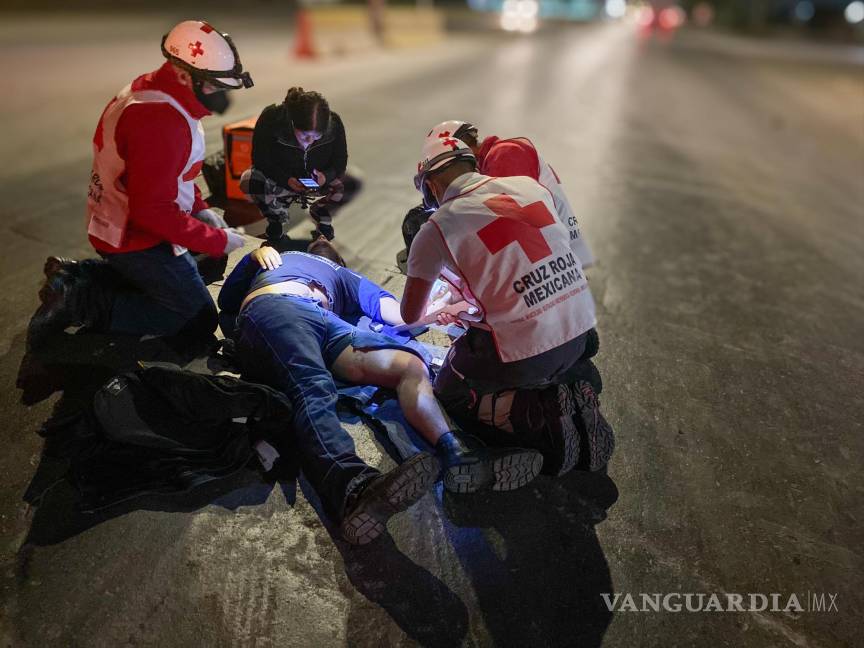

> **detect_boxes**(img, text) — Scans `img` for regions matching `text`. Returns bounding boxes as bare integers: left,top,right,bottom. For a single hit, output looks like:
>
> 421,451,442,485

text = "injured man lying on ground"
216,238,544,545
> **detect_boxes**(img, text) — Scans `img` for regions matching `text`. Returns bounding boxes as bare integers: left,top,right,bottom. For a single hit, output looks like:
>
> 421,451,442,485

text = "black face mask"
194,81,231,115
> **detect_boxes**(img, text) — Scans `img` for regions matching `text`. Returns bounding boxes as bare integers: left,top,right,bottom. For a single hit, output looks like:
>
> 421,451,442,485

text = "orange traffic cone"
294,9,316,59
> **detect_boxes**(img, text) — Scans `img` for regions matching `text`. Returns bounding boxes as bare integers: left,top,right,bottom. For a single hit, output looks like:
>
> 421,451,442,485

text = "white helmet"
414,133,476,208
161,20,253,89
426,120,478,145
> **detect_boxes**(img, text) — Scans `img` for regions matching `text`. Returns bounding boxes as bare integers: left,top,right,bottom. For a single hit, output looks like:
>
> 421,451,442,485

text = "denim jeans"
235,294,406,520
101,244,217,338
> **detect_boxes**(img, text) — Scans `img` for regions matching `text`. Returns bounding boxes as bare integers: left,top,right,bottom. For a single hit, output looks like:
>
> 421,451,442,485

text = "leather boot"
43,255,78,279
340,452,438,546
435,431,543,494
28,271,85,348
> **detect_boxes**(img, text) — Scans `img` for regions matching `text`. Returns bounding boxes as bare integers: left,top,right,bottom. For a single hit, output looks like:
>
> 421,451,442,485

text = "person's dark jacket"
251,103,348,188
45,366,295,512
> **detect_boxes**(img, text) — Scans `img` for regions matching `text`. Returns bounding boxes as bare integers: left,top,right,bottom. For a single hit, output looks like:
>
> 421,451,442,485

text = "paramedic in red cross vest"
400,136,614,475
83,20,251,340
401,120,594,270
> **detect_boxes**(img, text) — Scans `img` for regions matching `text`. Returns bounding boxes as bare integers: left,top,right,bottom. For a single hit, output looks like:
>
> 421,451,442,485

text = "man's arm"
401,276,434,324
378,297,404,326
346,271,402,324
119,103,227,257
401,222,446,324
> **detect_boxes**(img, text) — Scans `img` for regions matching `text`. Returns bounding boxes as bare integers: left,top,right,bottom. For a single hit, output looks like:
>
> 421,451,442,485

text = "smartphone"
299,178,320,189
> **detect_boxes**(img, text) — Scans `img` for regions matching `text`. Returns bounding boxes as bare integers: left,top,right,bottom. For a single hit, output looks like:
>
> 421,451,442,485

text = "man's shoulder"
487,174,544,193
116,101,188,138
440,175,550,212
409,218,447,255
442,174,541,209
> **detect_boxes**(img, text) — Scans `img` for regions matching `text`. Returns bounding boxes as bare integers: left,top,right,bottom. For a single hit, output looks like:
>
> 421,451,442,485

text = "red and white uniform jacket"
87,62,226,257
416,172,596,363
477,136,595,268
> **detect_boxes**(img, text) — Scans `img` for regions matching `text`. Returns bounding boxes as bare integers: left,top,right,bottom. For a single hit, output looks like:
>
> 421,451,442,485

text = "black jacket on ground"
47,366,294,511
251,103,348,188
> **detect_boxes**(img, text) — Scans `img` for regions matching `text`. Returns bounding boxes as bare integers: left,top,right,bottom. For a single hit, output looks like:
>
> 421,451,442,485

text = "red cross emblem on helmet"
189,41,204,57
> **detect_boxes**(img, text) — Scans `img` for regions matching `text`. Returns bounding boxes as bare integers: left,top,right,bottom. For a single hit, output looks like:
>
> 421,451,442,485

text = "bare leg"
331,347,450,446
332,346,543,493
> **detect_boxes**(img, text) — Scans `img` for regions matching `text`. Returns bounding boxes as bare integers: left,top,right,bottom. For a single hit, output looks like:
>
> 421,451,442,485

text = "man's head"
427,120,480,155
161,20,253,114
414,135,477,209
307,236,347,267
283,87,331,150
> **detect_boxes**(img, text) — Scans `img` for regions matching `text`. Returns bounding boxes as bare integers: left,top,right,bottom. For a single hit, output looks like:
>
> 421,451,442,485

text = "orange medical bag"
222,116,257,201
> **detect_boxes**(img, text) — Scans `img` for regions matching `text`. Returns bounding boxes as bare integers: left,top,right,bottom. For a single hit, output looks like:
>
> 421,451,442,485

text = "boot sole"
341,453,438,546
444,449,544,494
581,404,616,472
555,385,581,476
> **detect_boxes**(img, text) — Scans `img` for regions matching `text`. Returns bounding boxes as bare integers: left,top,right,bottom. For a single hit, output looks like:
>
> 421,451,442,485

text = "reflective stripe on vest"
431,174,596,363
87,86,205,248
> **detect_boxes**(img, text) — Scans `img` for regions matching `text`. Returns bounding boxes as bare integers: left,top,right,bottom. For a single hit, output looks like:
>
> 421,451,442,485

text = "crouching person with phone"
241,87,354,243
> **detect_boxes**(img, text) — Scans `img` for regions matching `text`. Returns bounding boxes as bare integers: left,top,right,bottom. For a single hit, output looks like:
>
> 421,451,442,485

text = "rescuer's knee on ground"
434,353,613,475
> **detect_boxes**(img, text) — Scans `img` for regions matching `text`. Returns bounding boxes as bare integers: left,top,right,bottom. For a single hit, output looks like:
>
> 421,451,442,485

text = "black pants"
434,328,602,446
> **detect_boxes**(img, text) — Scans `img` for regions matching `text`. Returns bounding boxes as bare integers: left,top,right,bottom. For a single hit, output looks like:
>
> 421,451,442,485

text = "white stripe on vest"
431,174,596,363
87,85,205,249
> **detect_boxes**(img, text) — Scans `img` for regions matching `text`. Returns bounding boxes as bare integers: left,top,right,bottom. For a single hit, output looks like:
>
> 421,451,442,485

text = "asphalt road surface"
1,11,862,648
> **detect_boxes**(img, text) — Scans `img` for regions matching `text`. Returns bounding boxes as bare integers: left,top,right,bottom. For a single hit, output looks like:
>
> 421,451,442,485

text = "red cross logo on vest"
477,194,555,263
441,138,459,151
437,131,451,139
189,41,204,57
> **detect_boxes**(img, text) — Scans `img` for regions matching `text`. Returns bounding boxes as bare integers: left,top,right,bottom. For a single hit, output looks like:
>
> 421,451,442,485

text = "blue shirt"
218,251,396,326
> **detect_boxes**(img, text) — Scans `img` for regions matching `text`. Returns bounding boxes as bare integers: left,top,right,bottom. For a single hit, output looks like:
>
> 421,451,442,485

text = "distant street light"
605,0,627,19
501,0,539,33
845,1,864,24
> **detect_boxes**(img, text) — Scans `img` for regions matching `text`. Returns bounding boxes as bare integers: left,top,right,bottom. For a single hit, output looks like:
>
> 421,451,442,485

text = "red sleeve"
482,140,540,180
117,103,226,257
192,184,209,214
